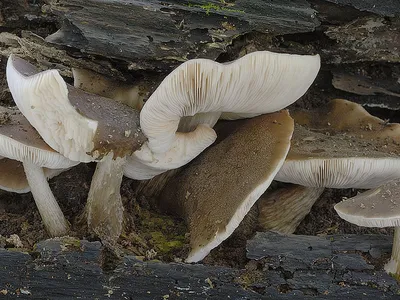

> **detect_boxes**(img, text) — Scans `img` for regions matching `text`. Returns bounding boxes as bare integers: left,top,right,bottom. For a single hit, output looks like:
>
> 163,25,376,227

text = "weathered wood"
1,234,399,299
247,232,400,298
45,0,319,69
0,238,260,299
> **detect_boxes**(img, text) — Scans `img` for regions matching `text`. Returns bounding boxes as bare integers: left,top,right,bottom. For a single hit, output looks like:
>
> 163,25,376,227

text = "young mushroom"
334,179,400,277
275,99,400,188
124,50,320,180
160,111,294,262
6,55,146,245
0,106,79,236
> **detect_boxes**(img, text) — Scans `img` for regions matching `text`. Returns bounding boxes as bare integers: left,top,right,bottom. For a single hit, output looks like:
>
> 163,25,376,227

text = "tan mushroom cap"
334,179,400,227
72,68,148,111
0,106,77,168
292,98,400,144
0,158,67,193
275,99,400,189
275,124,400,188
160,111,294,262
6,55,145,162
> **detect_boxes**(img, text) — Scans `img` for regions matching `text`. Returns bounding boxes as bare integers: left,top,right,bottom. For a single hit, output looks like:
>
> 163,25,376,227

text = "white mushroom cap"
124,51,319,180
6,55,145,162
334,179,400,228
124,124,217,180
141,51,320,155
159,111,294,262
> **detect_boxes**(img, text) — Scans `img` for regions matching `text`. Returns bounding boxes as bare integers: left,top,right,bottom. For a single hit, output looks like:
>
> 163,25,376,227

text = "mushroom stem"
385,227,400,277
23,161,69,237
86,152,126,246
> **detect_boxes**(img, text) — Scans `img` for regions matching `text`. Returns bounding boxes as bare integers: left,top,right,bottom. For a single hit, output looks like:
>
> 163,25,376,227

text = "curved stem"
23,161,69,237
86,153,126,246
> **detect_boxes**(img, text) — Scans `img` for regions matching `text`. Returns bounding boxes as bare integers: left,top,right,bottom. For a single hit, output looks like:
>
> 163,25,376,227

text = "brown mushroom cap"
160,111,294,262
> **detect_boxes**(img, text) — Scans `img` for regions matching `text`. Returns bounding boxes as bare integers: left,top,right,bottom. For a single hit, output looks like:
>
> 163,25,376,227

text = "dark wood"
247,232,400,299
0,234,399,299
45,0,319,69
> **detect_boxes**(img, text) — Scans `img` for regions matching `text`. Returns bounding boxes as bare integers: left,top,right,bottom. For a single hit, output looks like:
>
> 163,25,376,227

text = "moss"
235,270,264,288
60,236,82,251
122,201,188,260
186,1,245,16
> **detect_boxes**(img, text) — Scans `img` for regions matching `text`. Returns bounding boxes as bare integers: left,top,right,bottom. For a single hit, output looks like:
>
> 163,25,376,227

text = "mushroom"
257,184,324,234
124,50,320,180
72,68,149,110
6,55,146,244
292,98,400,143
160,111,294,262
275,99,400,188
0,106,79,236
334,179,400,276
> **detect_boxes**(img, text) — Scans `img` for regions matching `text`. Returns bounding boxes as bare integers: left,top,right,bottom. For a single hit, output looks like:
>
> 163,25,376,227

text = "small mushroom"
275,99,400,188
125,51,320,179
334,179,400,276
6,55,146,244
257,184,324,234
0,106,78,236
160,111,294,262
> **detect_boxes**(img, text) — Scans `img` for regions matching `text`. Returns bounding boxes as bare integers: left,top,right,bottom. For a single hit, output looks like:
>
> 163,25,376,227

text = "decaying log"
44,0,319,68
0,234,399,299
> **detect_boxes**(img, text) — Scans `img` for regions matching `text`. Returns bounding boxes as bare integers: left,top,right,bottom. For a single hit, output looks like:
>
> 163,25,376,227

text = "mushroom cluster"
3,50,320,246
3,50,400,274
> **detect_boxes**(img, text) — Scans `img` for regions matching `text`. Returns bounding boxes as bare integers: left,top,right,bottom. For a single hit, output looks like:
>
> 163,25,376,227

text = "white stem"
385,227,400,277
86,153,126,246
23,161,69,237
